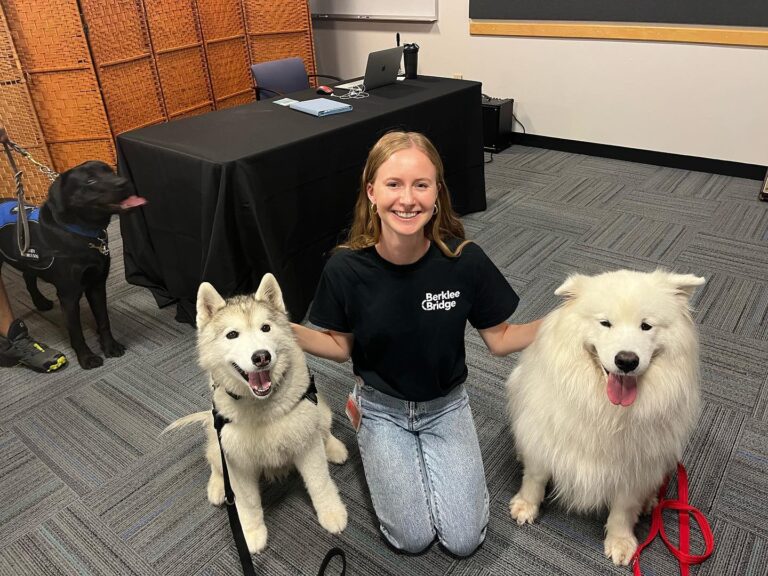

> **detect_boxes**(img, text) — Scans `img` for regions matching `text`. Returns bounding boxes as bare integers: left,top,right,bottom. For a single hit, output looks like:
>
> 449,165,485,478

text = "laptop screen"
336,46,403,91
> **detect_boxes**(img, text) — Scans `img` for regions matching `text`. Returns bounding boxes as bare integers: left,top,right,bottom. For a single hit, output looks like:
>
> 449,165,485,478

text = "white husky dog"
166,274,348,554
506,270,705,565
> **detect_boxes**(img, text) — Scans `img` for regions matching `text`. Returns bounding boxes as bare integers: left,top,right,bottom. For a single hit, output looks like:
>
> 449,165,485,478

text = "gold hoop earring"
433,200,440,216
370,203,377,215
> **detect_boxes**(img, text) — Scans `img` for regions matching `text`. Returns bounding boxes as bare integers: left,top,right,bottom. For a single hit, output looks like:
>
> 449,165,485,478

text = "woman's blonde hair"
340,131,469,257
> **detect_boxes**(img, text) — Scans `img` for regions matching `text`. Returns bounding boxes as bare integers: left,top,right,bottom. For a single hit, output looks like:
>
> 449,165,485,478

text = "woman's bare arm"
291,323,354,363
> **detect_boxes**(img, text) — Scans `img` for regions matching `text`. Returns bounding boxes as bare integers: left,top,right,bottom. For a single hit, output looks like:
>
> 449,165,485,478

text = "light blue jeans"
353,379,489,557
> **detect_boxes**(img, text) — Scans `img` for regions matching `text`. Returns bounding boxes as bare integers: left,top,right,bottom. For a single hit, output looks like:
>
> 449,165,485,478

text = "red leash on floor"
631,462,714,576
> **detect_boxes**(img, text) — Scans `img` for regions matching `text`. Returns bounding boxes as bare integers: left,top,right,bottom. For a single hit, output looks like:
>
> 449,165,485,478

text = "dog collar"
220,374,318,405
61,222,104,239
59,222,110,256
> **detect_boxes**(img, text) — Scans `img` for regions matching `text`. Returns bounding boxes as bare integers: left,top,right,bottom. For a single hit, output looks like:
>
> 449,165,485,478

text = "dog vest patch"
0,200,54,269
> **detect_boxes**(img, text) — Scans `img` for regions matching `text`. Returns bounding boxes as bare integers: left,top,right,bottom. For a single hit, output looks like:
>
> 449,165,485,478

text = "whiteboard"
310,0,437,22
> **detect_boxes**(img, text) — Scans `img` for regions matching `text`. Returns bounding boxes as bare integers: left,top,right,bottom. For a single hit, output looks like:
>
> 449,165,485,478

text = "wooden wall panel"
243,0,317,78
0,0,317,193
196,0,253,109
79,0,166,133
0,2,53,204
1,0,114,172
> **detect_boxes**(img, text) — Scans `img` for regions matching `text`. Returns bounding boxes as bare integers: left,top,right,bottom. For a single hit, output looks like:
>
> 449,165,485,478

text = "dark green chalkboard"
469,0,768,28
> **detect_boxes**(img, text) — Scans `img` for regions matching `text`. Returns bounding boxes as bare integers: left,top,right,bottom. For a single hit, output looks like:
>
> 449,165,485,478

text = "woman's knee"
380,522,435,554
438,526,485,557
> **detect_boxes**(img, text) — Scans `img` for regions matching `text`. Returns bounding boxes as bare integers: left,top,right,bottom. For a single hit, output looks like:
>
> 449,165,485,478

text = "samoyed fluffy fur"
506,269,705,565
165,274,348,554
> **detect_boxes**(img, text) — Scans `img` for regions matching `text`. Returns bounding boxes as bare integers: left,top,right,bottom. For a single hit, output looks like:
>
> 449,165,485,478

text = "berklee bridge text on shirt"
422,290,460,311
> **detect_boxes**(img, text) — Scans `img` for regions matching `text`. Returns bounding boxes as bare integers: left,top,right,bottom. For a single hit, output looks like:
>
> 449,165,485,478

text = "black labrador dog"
0,161,146,369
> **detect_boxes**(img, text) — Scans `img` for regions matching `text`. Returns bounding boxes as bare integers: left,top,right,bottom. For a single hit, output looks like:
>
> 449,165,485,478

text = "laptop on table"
335,46,404,91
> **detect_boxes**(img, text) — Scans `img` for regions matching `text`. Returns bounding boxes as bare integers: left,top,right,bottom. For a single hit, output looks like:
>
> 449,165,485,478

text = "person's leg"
417,385,489,557
0,273,13,336
0,274,67,372
355,382,436,553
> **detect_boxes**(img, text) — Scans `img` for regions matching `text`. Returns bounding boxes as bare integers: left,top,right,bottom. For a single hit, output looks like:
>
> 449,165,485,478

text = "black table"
117,76,485,324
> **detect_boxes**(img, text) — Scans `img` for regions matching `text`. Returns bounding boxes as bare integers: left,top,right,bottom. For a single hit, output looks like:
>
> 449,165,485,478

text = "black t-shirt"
309,240,519,401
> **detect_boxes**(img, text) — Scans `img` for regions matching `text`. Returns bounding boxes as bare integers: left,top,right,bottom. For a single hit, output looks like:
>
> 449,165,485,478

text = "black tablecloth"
117,76,485,324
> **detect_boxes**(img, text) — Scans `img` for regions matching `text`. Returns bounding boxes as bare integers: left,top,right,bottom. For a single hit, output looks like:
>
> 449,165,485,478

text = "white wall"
312,1,768,166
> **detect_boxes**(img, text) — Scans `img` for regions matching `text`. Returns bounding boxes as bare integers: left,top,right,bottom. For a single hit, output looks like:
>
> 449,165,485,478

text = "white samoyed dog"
506,269,705,565
166,274,348,554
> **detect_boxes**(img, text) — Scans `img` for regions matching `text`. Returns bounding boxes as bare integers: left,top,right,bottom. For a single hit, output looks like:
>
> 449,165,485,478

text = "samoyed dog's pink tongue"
607,373,638,406
248,370,272,396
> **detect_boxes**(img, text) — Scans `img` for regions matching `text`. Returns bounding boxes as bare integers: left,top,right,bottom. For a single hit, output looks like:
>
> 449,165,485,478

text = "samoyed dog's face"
196,274,297,400
555,270,705,407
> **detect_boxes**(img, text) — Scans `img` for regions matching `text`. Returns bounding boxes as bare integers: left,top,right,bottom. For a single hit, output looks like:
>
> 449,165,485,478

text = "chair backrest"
250,57,309,100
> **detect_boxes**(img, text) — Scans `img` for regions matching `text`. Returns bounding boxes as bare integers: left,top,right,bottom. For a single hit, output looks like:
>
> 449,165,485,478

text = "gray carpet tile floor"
1,145,767,575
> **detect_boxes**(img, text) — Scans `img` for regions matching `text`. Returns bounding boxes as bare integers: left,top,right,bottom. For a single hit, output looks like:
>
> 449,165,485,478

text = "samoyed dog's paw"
318,503,348,534
207,473,225,506
325,435,349,465
642,494,659,515
509,493,539,525
604,533,638,565
245,524,268,554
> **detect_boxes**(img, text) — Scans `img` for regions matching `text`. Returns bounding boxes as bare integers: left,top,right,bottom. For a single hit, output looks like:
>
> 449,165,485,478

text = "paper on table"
272,98,298,107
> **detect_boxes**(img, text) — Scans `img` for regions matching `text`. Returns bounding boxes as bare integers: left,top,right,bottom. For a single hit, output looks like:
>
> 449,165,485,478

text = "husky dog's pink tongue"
607,373,638,406
249,370,272,396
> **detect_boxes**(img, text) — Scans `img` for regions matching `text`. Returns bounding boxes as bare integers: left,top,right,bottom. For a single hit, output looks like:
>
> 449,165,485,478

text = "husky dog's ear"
554,274,586,299
255,273,287,313
197,282,226,327
666,272,706,298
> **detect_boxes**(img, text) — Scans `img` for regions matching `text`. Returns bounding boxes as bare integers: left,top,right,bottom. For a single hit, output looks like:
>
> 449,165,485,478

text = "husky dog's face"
196,274,293,400
555,270,705,408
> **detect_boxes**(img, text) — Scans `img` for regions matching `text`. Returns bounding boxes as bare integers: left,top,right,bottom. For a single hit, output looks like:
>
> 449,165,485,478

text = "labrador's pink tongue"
120,195,147,209
248,370,272,393
607,373,638,406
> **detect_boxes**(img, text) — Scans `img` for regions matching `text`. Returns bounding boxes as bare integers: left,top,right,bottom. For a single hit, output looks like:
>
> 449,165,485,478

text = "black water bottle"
403,43,419,79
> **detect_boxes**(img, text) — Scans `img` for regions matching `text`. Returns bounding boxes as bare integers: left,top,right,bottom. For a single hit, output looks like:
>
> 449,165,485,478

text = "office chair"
250,57,341,100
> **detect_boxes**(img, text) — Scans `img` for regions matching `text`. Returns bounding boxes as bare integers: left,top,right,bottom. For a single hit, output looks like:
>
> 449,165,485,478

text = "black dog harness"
210,375,345,576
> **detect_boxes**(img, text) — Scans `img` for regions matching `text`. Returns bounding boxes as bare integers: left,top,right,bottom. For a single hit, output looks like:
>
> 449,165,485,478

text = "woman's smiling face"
366,146,438,243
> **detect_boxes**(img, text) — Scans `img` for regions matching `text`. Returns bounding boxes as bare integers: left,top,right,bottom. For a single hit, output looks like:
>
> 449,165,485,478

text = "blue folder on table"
289,98,352,117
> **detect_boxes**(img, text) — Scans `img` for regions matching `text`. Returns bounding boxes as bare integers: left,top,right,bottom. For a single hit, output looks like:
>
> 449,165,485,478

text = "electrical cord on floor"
513,113,527,134
484,152,494,164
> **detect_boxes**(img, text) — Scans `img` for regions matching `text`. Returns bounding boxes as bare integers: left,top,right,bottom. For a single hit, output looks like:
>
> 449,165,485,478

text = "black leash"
212,375,346,576
1,127,30,255
316,547,346,575
212,406,256,576
0,126,59,256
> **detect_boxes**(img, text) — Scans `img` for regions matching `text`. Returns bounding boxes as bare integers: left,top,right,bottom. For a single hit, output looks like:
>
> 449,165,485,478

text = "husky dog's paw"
509,493,539,525
318,503,348,534
325,436,348,464
244,524,268,554
604,533,638,566
207,473,225,506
